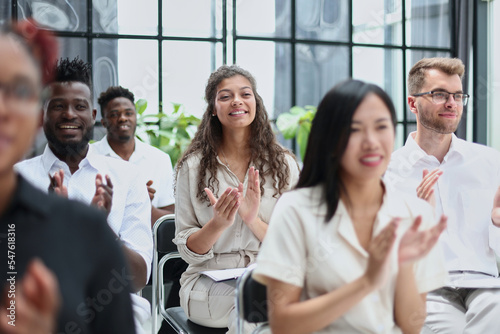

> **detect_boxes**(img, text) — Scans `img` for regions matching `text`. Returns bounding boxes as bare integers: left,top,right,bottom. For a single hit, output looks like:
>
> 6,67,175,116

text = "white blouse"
254,184,448,334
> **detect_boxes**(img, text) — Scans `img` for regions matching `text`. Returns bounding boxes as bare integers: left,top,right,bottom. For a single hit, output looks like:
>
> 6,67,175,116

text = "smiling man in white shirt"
92,85,175,226
385,57,500,333
14,58,153,334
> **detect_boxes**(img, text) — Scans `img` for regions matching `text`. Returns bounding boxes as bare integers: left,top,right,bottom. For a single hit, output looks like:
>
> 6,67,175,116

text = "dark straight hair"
296,79,397,222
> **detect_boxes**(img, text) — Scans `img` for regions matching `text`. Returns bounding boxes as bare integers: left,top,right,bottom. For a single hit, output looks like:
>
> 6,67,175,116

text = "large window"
3,0,455,149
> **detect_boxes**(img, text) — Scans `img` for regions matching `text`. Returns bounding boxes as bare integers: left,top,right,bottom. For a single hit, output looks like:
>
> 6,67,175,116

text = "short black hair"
97,86,135,118
53,57,92,98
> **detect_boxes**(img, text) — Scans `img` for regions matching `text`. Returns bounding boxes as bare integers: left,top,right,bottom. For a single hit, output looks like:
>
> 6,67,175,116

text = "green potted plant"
276,105,317,160
135,99,201,167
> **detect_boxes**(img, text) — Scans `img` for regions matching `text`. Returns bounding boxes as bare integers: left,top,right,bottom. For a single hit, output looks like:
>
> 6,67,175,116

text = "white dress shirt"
385,132,500,287
254,184,448,334
15,144,154,322
92,136,175,209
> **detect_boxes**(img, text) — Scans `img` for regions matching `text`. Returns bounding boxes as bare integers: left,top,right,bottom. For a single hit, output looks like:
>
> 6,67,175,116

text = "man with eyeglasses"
385,57,500,333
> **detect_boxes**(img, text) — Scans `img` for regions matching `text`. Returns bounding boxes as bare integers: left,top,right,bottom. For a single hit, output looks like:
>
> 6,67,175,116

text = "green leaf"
289,106,307,116
135,99,148,115
297,121,312,160
276,113,300,139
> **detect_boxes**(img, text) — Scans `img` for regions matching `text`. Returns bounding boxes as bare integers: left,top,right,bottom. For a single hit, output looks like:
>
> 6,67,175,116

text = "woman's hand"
399,215,447,265
238,167,261,225
364,219,399,289
205,187,240,230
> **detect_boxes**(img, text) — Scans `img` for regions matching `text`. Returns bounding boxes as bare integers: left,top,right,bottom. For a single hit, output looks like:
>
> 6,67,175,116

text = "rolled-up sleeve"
173,159,215,265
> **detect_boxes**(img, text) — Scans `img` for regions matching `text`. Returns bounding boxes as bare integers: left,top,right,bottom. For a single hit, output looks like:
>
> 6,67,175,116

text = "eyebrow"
217,86,252,94
352,117,391,124
431,88,464,93
48,98,90,105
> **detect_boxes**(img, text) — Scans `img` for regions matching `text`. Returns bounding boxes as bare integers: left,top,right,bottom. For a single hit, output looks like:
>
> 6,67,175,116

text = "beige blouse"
173,152,300,307
254,184,448,334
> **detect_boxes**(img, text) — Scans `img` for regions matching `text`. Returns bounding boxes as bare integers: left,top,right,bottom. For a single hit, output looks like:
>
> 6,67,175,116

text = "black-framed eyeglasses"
412,91,469,106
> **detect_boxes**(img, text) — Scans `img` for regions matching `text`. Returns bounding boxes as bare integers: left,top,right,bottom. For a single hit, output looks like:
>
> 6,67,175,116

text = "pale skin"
410,70,500,227
266,94,447,334
0,259,61,334
186,75,268,254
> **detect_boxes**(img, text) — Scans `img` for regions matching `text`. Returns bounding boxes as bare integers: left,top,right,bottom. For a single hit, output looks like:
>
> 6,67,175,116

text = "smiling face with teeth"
43,81,96,157
101,97,137,143
214,75,256,132
339,93,395,184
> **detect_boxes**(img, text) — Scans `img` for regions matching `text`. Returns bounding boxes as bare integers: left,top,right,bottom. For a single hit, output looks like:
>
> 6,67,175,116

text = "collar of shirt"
97,135,146,163
333,180,412,256
403,131,465,167
41,144,100,177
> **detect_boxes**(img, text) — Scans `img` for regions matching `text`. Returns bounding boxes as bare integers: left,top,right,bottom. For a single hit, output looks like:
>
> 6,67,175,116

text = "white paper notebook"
200,263,257,282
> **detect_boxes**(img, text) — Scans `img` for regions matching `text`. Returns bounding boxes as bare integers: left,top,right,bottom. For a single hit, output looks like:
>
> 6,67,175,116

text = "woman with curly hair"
174,64,300,332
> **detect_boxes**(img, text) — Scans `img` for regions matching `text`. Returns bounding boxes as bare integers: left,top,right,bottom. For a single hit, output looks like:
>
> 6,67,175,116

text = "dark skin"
101,96,175,226
42,82,148,292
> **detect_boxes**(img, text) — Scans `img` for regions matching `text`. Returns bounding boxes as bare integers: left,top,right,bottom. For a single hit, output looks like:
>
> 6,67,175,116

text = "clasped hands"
204,166,260,229
48,169,113,216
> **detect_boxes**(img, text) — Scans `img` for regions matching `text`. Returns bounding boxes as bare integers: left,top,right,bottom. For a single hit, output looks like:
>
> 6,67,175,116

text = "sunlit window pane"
295,44,349,107
162,41,222,119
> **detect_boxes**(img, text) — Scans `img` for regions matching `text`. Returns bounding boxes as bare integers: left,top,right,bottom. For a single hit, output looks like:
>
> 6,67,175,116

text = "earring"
212,114,216,117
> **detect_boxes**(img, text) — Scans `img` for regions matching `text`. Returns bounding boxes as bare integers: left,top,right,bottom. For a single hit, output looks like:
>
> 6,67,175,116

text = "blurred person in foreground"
254,80,448,334
0,20,136,334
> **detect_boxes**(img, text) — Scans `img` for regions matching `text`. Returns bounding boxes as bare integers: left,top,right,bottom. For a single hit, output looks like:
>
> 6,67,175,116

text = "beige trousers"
181,275,256,334
422,287,500,334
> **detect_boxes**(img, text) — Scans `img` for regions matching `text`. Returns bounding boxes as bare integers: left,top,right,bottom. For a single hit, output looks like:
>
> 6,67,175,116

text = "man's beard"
44,126,93,158
417,105,461,134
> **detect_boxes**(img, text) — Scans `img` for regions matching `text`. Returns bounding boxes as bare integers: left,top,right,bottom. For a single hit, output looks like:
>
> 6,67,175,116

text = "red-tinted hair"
7,19,59,85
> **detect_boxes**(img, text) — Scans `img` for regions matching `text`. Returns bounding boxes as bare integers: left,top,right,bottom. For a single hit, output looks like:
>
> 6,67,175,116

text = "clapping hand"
238,167,261,225
91,174,113,216
492,186,500,227
0,259,61,334
146,180,156,202
398,215,447,265
416,168,443,209
364,219,399,289
48,169,68,197
205,187,240,230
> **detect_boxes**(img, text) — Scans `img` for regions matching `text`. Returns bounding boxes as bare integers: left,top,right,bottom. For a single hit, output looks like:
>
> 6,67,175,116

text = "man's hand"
146,180,156,202
48,169,68,197
0,259,61,334
492,186,500,227
416,168,443,209
91,174,113,216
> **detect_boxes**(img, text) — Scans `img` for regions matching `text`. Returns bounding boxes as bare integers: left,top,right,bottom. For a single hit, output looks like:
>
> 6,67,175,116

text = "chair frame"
152,214,176,334
235,268,270,334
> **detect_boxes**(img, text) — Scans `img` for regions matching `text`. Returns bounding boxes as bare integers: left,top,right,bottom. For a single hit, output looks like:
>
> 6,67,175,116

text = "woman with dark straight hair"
254,79,448,334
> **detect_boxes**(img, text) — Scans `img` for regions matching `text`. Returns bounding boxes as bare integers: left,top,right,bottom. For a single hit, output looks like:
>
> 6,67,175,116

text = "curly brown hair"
176,64,297,203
